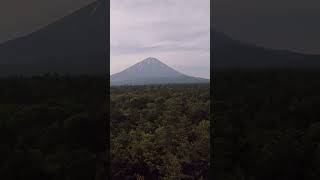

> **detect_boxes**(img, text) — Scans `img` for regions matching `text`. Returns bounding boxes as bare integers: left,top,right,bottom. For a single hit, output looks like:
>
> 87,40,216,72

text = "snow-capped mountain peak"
110,57,209,85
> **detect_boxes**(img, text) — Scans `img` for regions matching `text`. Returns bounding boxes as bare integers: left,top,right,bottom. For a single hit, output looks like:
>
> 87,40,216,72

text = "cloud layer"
111,0,210,78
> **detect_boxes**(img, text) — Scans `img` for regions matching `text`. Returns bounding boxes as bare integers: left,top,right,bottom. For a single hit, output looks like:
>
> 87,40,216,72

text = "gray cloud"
111,0,210,78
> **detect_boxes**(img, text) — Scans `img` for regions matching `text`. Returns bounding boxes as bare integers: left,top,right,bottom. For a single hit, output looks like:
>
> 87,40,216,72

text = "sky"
0,0,95,43
214,0,320,54
110,0,210,78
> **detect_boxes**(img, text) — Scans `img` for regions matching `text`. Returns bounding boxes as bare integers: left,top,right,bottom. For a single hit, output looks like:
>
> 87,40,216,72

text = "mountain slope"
111,57,209,85
0,0,108,76
212,30,320,71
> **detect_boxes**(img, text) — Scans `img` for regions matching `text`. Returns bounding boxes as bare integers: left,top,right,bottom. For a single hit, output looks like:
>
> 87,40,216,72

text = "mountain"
212,30,320,71
110,57,209,86
0,0,108,76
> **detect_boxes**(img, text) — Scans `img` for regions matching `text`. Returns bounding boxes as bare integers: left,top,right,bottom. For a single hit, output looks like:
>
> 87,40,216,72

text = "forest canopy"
111,84,210,179
0,75,107,180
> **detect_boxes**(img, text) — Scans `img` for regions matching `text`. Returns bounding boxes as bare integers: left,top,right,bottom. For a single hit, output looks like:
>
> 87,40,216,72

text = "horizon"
110,0,210,79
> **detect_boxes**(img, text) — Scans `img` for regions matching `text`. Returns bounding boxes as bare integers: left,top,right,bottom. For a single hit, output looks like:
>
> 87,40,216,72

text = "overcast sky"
111,0,210,78
214,0,320,54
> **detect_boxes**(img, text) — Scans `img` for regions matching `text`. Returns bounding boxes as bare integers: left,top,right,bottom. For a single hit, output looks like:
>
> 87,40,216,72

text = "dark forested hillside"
111,84,210,179
213,70,320,180
0,75,107,180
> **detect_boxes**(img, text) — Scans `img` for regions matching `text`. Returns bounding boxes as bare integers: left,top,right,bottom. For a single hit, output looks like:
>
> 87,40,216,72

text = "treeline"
213,70,320,180
111,84,210,179
0,75,107,180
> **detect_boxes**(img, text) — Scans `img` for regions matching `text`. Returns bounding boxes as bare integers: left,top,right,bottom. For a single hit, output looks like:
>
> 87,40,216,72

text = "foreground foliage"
213,70,320,180
111,84,210,179
0,75,107,180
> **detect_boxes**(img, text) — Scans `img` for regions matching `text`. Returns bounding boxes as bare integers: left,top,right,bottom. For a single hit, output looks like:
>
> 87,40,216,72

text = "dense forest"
6,70,320,179
111,84,210,179
0,75,107,180
213,70,320,180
